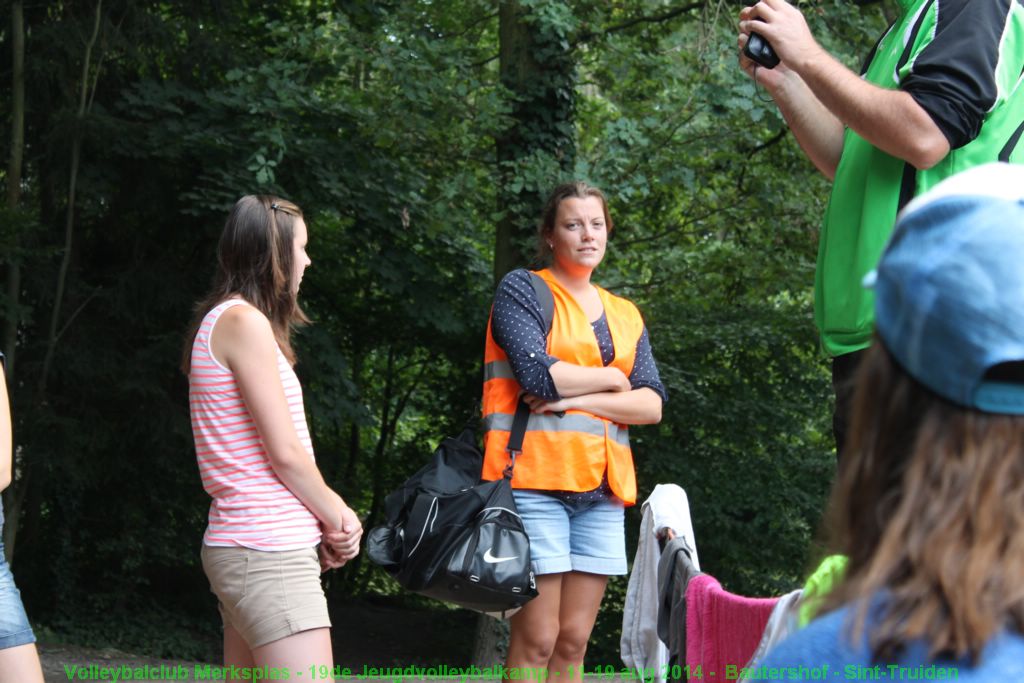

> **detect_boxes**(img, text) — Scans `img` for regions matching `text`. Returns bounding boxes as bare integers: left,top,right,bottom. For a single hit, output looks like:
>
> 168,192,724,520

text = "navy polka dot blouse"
490,269,667,502
491,269,667,402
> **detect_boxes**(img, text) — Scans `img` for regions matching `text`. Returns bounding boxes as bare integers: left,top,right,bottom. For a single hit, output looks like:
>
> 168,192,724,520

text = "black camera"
744,32,780,69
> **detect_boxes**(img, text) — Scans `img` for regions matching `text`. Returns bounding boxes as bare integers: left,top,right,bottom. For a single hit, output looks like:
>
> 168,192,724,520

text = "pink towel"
684,574,778,682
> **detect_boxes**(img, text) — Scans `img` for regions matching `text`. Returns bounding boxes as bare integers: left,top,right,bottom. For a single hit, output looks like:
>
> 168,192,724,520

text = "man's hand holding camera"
738,0,828,93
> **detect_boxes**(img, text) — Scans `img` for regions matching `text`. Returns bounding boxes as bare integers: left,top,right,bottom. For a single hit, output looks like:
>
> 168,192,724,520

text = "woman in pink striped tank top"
183,195,360,677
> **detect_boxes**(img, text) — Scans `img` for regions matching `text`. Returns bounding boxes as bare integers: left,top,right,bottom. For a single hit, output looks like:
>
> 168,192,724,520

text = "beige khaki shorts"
201,544,331,648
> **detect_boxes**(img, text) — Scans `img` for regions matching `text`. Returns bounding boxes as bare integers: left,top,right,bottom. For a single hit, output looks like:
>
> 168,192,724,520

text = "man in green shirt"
738,0,1024,458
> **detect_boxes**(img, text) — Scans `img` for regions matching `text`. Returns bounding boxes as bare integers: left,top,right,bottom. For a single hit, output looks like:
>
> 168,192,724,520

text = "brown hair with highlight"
820,341,1024,662
181,195,309,373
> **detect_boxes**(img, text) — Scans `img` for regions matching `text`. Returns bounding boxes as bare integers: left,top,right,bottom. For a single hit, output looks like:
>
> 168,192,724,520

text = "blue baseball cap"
865,162,1024,414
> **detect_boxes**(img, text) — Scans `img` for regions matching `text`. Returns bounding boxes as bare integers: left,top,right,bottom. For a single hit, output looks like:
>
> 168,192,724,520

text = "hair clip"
270,202,280,211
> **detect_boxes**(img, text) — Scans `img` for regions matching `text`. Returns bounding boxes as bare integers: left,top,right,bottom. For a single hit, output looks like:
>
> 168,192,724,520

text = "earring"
547,242,553,249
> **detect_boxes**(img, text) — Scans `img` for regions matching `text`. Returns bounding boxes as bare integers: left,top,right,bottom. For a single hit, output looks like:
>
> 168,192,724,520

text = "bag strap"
503,399,531,478
525,271,565,418
528,271,554,336
502,272,555,479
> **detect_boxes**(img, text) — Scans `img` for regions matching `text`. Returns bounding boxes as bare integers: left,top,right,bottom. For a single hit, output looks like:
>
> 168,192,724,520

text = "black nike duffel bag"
366,402,538,614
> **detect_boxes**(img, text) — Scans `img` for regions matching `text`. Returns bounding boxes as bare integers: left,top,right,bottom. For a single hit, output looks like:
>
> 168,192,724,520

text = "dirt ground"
41,642,481,683
40,601,483,683
40,642,205,683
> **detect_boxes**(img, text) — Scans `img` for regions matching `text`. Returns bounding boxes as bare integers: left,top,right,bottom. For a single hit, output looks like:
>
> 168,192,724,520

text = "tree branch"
615,205,732,248
749,128,787,156
573,2,705,47
736,127,788,191
39,0,103,400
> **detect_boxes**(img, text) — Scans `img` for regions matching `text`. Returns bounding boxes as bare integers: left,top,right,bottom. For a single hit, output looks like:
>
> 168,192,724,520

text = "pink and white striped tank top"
189,299,320,550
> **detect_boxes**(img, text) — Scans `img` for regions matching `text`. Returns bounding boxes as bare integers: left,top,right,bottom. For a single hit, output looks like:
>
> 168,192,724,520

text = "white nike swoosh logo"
483,548,518,564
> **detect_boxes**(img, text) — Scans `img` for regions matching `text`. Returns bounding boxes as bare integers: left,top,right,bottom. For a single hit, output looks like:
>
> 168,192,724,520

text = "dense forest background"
0,0,894,667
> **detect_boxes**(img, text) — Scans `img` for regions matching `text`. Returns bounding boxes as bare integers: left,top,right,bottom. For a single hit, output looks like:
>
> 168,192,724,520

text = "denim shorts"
513,490,627,576
0,501,36,650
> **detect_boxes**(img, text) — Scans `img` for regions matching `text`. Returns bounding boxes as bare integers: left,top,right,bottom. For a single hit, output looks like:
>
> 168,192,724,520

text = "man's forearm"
791,46,949,169
768,69,845,179
740,0,950,171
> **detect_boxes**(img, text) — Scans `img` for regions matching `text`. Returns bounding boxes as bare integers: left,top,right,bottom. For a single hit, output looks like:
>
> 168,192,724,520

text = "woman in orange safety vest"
482,181,666,682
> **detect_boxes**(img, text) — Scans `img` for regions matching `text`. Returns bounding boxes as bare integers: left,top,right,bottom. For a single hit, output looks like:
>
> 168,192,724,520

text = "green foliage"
0,0,888,663
36,603,222,662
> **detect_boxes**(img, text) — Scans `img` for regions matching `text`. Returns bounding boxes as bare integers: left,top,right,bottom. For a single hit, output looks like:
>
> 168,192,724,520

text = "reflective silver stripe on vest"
606,422,630,447
484,412,630,447
483,360,516,382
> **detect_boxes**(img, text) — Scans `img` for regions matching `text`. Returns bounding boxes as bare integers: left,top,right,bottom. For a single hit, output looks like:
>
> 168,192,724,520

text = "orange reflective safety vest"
481,268,645,505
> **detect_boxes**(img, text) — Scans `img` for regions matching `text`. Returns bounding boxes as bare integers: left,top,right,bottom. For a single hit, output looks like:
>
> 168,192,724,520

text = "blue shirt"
748,599,1024,682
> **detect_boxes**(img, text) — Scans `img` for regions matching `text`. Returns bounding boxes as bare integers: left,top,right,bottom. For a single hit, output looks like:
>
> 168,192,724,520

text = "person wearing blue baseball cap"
749,163,1024,680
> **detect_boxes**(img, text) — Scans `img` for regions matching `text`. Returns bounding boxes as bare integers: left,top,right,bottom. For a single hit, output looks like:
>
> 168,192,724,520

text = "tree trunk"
344,349,364,484
493,0,576,284
366,346,397,531
12,0,102,563
471,614,511,669
2,0,25,565
476,0,577,667
38,0,102,398
4,0,25,374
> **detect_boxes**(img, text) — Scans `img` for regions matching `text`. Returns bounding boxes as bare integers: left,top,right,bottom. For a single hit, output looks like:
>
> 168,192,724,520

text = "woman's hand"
319,542,347,572
523,393,575,415
322,505,363,561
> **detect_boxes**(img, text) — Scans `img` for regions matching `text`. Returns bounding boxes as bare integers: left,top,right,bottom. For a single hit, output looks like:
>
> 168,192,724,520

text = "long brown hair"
821,341,1024,662
181,195,309,373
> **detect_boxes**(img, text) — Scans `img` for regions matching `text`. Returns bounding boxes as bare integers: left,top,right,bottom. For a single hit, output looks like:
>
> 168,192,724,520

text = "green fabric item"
798,554,849,628
814,0,1024,357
